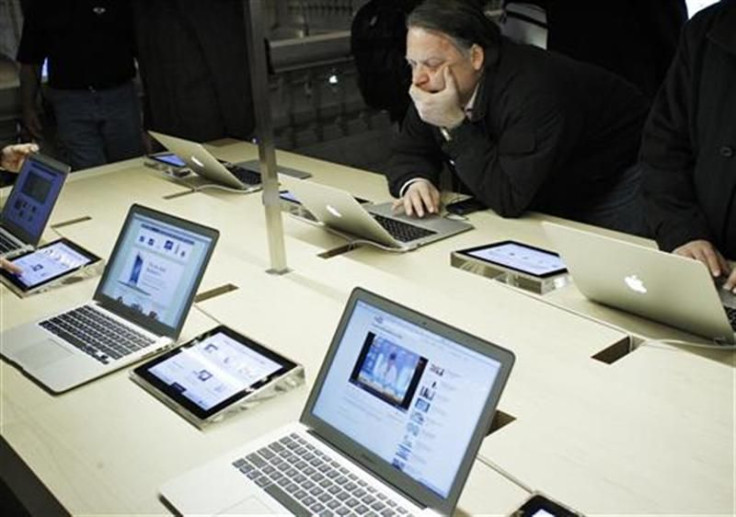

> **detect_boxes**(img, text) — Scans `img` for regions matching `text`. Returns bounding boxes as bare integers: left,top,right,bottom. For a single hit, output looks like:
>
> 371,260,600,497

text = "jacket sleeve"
442,93,579,218
385,105,445,198
640,19,713,252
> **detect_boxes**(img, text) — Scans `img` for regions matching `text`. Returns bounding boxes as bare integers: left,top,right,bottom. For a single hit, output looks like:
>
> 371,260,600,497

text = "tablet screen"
150,152,187,168
1,239,100,290
135,326,298,419
461,241,566,278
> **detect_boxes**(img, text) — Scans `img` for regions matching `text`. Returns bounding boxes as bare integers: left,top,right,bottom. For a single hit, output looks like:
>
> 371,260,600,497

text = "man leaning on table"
386,0,651,236
640,0,736,292
0,143,37,273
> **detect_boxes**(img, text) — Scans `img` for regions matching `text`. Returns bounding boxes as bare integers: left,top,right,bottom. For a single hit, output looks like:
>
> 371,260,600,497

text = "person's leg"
48,88,107,170
99,81,144,163
577,164,651,237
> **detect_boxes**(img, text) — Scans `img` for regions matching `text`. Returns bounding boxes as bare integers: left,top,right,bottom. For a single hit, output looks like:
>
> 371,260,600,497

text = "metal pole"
243,0,289,275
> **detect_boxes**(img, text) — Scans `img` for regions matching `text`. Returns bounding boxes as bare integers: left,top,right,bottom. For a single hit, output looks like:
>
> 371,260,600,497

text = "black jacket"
387,38,649,219
132,0,255,142
641,0,736,257
504,0,686,99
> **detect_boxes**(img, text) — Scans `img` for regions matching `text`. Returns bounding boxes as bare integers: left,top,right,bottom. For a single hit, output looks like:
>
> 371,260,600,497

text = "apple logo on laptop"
191,156,204,168
326,205,343,218
624,274,647,294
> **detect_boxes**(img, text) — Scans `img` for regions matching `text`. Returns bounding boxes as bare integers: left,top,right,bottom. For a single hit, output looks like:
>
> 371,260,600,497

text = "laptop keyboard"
724,306,736,330
0,232,20,254
371,214,436,243
226,164,261,185
232,433,412,517
39,305,156,365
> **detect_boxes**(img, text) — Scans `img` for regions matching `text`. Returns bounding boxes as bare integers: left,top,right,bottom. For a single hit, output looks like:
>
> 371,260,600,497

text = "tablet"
148,151,187,168
132,325,302,424
0,238,102,293
456,241,567,278
510,493,581,517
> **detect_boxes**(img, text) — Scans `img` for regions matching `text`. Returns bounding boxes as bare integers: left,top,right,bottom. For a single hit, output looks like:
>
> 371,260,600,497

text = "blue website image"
2,159,65,240
99,213,212,329
312,301,502,499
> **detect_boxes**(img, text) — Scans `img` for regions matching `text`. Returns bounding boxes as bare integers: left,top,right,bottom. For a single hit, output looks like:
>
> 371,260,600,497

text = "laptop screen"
309,297,505,501
95,206,218,337
1,155,68,245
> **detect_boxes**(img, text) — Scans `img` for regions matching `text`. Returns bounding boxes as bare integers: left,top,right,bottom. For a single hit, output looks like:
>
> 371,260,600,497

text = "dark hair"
407,0,501,52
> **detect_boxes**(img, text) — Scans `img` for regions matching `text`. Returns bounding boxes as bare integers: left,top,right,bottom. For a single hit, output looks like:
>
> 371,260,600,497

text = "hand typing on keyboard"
393,179,440,218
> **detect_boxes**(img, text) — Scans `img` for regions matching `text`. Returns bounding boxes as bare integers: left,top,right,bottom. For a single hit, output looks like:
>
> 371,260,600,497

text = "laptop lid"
282,178,472,250
301,288,515,515
543,222,735,343
149,131,249,190
283,177,403,247
1,153,70,246
92,204,219,339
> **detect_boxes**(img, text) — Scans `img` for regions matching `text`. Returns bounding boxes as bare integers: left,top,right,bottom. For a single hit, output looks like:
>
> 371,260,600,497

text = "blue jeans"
48,81,144,171
576,164,650,237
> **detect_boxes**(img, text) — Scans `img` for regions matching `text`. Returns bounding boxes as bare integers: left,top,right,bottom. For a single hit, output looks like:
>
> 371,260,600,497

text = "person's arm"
640,17,712,254
443,88,580,218
19,63,43,140
639,14,736,288
385,103,445,214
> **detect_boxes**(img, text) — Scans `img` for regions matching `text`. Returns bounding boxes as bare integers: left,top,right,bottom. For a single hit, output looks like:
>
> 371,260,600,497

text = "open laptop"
0,153,70,258
0,204,219,393
281,177,473,251
544,222,736,344
161,287,514,516
149,131,310,191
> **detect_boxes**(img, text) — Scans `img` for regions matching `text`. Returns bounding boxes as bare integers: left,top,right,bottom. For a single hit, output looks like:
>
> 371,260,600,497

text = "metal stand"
244,0,290,275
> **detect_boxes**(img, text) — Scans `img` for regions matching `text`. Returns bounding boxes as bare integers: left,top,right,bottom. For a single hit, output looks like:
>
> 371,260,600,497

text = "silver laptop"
150,131,310,191
281,177,473,251
0,204,219,393
0,153,70,258
544,222,736,344
161,287,514,516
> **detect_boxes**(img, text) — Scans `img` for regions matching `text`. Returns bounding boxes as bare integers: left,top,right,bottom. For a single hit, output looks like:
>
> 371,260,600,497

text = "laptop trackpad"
217,496,273,515
16,340,72,370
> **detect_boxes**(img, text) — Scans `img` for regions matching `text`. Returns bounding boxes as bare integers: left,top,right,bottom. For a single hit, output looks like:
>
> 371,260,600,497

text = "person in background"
501,0,687,100
387,0,650,236
132,0,255,144
17,0,143,170
641,0,736,291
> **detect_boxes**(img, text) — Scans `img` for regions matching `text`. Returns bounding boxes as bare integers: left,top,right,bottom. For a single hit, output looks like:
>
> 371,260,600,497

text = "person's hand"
0,257,21,275
392,179,441,218
1,143,39,173
409,67,465,129
674,239,731,278
22,105,43,141
723,268,736,293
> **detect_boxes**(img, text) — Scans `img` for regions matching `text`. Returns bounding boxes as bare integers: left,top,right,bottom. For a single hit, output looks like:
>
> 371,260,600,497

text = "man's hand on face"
392,179,441,218
409,67,466,129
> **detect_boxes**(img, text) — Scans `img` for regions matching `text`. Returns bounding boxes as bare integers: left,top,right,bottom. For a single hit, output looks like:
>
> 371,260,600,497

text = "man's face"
406,27,484,105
